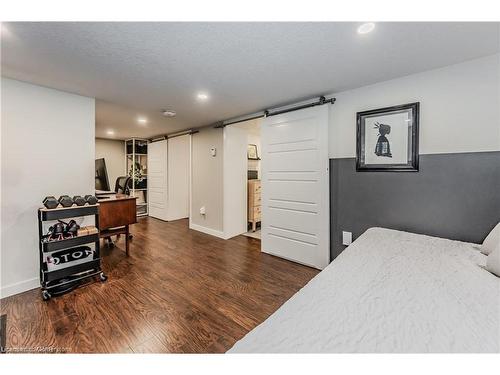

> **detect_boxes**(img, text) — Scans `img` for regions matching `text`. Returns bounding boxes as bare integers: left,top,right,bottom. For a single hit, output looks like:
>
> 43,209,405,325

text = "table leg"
125,225,130,256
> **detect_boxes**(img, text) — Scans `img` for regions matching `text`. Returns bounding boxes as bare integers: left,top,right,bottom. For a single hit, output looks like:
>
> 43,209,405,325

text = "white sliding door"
148,136,190,222
167,134,190,221
148,139,168,221
261,105,330,269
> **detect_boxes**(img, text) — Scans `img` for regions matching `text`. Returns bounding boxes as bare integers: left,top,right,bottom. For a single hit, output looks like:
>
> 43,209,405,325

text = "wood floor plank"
0,217,318,353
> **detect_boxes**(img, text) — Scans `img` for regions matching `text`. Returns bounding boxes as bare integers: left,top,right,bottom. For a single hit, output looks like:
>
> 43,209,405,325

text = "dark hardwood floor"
0,217,318,353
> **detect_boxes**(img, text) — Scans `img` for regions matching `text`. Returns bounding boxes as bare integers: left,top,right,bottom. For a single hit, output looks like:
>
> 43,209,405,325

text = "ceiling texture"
2,22,499,139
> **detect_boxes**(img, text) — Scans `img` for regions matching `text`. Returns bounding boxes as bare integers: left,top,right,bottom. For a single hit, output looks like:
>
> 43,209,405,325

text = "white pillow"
486,242,500,277
481,222,500,255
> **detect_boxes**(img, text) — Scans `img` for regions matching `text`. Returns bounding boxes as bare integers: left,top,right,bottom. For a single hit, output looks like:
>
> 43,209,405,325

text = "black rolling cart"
38,204,107,301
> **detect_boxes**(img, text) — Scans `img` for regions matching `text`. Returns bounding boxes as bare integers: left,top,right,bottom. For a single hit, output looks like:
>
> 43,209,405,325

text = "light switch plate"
342,231,352,246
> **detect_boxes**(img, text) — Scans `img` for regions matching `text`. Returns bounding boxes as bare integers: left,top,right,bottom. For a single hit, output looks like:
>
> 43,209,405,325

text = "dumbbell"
84,195,98,205
42,196,59,209
62,219,80,238
47,222,65,241
73,195,86,206
58,195,74,208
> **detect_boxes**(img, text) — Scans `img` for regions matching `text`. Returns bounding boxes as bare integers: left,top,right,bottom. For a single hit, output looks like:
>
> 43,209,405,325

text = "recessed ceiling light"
196,92,209,101
106,130,115,136
137,117,148,124
357,22,375,34
162,110,176,117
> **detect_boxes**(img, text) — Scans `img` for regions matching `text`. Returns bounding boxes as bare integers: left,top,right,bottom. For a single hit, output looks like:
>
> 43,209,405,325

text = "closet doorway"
222,119,262,240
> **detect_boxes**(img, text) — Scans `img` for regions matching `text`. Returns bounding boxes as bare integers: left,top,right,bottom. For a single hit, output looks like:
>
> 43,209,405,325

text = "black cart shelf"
38,204,107,300
41,233,100,252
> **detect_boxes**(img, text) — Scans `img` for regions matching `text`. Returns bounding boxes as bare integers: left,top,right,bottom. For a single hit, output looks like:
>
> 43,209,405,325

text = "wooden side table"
98,194,137,256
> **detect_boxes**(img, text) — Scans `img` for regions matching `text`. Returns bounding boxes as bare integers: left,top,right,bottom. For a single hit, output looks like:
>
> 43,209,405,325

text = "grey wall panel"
330,151,500,261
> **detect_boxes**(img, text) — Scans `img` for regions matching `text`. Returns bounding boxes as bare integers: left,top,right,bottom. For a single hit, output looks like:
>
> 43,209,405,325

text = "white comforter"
229,228,500,353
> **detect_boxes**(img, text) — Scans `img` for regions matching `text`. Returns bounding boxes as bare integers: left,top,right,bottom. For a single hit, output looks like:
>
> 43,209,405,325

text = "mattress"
229,228,500,353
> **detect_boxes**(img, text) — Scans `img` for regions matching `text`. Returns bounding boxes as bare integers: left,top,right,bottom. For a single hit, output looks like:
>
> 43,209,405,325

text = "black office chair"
104,176,133,248
115,176,132,195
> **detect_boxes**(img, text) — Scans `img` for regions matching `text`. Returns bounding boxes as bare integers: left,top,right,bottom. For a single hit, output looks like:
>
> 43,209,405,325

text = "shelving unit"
126,138,149,217
38,204,107,300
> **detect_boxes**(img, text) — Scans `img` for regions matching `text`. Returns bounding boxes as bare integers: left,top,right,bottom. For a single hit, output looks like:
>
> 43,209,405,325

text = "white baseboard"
0,277,38,299
189,223,228,239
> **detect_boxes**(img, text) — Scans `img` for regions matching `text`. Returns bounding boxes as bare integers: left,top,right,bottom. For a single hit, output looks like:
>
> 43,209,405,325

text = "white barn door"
167,135,190,221
261,105,330,269
148,139,168,221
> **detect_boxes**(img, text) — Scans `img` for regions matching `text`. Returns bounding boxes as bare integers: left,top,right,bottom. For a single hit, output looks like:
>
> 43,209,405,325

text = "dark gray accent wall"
330,151,500,261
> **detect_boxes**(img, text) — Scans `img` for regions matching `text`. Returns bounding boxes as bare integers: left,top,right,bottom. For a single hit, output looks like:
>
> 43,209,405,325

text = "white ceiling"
2,22,499,139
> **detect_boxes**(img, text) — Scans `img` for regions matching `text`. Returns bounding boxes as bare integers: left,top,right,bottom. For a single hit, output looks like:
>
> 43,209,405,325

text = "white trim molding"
189,223,227,239
1,277,39,299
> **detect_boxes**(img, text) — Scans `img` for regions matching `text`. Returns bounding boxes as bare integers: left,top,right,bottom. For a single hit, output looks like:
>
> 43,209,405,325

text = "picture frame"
356,102,419,172
247,144,260,160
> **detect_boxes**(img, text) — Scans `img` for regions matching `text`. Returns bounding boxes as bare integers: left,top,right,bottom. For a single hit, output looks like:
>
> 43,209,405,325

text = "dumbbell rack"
38,204,107,301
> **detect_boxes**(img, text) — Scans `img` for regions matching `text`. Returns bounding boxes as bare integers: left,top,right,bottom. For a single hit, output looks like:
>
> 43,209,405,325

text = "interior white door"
148,139,168,221
167,134,190,221
261,105,330,269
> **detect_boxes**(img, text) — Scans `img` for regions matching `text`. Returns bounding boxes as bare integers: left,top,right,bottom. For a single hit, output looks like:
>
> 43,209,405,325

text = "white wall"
223,126,248,239
192,120,261,240
1,78,95,298
190,127,224,237
329,53,500,158
95,138,125,190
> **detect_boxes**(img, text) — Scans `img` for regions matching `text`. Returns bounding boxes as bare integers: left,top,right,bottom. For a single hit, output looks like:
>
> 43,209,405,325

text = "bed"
229,228,500,353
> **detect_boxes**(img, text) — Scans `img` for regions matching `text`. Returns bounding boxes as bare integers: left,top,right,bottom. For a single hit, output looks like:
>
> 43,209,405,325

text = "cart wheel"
99,272,108,282
42,290,51,301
